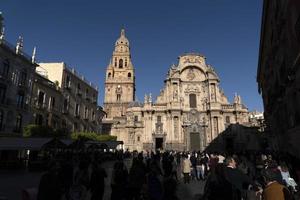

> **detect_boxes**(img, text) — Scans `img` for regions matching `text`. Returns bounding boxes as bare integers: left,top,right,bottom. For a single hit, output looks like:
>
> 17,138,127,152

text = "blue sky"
2,0,263,111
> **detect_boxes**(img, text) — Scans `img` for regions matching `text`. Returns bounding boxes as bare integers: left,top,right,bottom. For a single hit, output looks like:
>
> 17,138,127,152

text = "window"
85,89,89,98
108,73,111,78
35,114,43,125
225,116,230,124
16,91,25,108
114,58,117,67
189,94,197,108
137,136,140,142
157,116,161,122
134,116,138,122
0,85,6,104
119,59,123,68
128,73,131,78
74,122,78,131
0,110,3,131
117,94,121,101
38,91,45,106
15,114,22,132
49,97,55,110
125,58,127,67
63,98,69,112
92,111,95,121
19,70,27,86
62,119,67,128
75,104,80,116
84,106,88,119
77,83,81,95
1,59,9,77
65,75,71,88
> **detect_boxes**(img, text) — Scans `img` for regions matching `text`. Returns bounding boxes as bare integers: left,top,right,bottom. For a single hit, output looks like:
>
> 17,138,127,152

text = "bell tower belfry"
104,29,135,119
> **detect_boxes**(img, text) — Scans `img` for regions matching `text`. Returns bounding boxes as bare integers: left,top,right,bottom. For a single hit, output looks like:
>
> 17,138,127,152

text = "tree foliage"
23,124,69,138
71,132,117,142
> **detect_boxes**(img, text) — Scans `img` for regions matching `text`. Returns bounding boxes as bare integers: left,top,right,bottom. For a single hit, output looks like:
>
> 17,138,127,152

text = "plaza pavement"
0,159,205,200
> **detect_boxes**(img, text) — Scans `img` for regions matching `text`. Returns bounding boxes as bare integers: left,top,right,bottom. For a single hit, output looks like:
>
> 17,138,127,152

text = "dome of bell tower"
115,29,129,47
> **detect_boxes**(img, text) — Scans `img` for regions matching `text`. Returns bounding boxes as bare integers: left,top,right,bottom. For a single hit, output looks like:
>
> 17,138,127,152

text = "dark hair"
224,156,235,166
261,168,278,182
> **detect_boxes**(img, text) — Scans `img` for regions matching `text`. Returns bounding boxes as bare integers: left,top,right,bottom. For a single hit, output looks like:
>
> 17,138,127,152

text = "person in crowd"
170,155,178,181
190,152,197,180
162,152,172,177
182,154,192,184
208,154,219,174
223,156,254,200
111,160,129,200
203,163,236,200
37,161,63,200
89,160,107,200
143,160,163,200
278,162,298,193
74,160,90,190
59,159,74,200
262,168,292,200
128,154,147,200
162,177,179,200
69,172,88,200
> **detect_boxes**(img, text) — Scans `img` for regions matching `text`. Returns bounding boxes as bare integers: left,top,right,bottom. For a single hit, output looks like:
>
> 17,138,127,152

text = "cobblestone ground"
0,159,205,200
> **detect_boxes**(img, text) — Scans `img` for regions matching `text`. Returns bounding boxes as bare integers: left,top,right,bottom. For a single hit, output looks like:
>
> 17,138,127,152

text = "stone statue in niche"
173,89,178,101
234,93,238,104
129,132,135,143
116,85,122,94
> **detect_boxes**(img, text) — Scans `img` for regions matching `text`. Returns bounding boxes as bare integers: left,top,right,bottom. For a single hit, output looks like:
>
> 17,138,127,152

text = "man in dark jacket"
90,161,107,200
224,156,253,199
37,161,63,200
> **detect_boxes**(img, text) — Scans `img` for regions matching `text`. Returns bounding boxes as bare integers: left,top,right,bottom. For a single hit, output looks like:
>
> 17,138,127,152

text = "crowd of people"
35,150,300,200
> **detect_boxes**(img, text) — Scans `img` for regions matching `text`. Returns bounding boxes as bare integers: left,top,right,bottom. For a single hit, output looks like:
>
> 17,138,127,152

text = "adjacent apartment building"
0,15,36,135
38,63,104,133
257,0,300,157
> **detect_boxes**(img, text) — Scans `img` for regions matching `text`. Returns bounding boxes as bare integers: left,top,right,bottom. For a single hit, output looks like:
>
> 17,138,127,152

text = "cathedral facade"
104,30,249,151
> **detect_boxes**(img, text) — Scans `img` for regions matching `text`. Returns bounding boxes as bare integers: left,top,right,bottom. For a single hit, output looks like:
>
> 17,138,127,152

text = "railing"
222,104,234,110
0,39,32,62
64,66,98,91
35,103,47,110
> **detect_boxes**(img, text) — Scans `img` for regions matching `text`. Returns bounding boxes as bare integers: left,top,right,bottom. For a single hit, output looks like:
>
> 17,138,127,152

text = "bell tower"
104,29,135,119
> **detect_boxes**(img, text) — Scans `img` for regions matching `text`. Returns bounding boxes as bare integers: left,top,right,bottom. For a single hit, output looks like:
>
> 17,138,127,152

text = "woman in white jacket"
182,155,192,184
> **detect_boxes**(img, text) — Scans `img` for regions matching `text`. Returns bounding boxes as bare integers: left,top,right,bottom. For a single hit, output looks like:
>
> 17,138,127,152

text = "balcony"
64,84,71,90
48,106,60,113
83,115,89,121
76,90,82,97
62,108,69,115
85,95,91,101
35,103,47,110
18,82,28,90
0,73,10,83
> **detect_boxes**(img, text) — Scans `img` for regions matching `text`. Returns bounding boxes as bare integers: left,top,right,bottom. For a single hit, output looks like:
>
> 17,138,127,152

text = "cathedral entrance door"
155,138,163,150
190,132,200,151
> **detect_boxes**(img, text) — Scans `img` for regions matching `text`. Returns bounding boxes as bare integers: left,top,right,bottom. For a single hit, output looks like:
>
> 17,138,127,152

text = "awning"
85,141,123,149
0,137,73,150
0,137,53,150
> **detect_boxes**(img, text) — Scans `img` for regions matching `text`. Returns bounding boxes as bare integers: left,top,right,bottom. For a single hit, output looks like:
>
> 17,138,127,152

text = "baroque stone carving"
184,84,200,94
187,68,195,80
183,56,203,64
